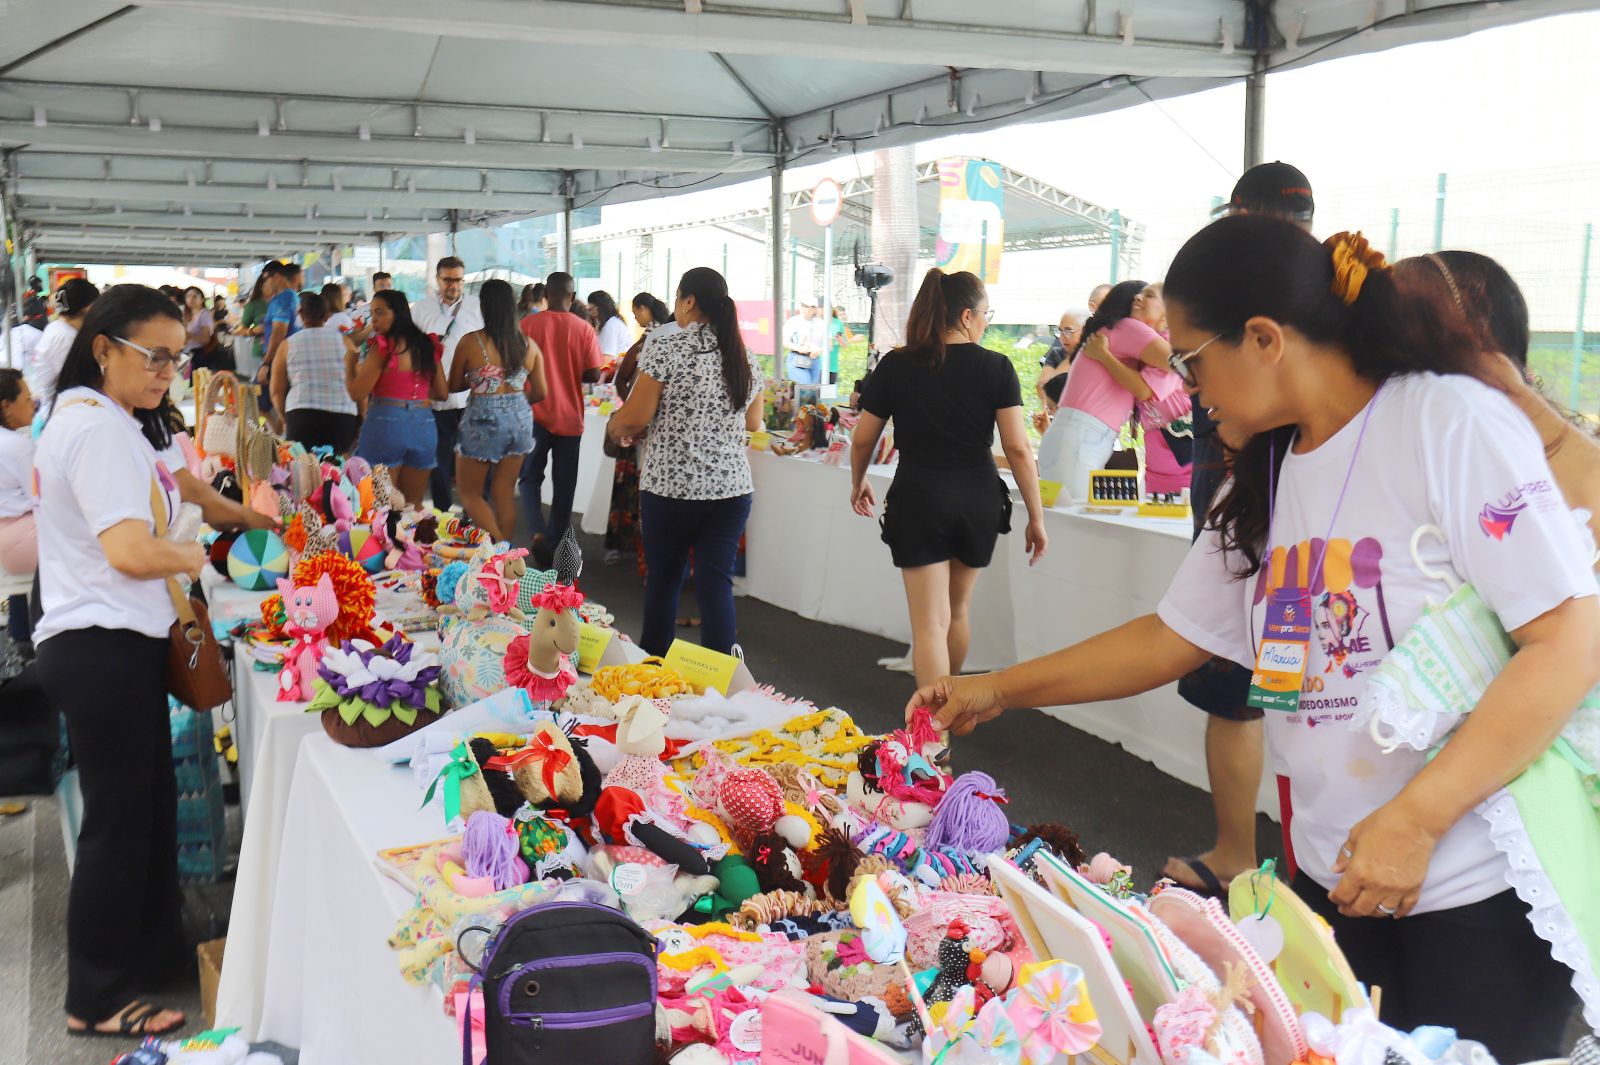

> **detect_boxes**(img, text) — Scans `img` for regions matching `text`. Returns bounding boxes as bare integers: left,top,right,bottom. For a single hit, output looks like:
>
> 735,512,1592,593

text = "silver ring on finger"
1376,902,1398,916
1340,845,1354,859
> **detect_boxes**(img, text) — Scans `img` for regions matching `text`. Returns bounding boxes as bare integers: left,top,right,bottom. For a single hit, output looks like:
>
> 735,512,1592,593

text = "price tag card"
748,430,772,451
663,639,740,695
1038,479,1064,508
576,623,614,674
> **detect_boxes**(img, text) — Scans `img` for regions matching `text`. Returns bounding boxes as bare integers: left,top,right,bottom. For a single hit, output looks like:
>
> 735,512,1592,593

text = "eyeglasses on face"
1168,331,1226,387
114,336,189,373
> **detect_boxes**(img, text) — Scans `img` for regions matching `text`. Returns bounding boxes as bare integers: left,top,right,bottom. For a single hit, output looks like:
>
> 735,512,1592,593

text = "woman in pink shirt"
1080,284,1193,499
1036,279,1172,501
348,290,448,506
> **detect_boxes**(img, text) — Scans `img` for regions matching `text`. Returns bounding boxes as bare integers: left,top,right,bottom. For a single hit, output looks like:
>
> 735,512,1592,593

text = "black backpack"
461,900,659,1064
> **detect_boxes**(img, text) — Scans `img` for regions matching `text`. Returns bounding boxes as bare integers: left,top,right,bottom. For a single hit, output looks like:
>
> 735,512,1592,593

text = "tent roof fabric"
1,0,1591,265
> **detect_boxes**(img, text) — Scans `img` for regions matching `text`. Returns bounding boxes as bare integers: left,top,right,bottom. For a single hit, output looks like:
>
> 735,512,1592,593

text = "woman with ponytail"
851,268,1047,687
607,267,763,656
908,216,1600,1056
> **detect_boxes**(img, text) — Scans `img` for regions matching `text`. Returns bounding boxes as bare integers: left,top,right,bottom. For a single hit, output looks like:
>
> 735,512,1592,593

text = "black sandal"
1166,856,1228,899
67,1000,186,1039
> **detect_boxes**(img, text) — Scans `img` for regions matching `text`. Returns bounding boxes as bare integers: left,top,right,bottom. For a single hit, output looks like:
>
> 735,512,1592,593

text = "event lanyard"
1247,382,1384,711
1264,380,1385,585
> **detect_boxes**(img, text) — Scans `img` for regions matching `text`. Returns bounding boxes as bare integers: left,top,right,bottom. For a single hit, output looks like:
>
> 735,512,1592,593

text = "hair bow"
422,740,480,826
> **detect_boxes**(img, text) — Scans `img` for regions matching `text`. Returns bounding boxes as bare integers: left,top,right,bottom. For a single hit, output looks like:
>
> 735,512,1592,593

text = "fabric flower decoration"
928,989,1022,1065
1006,961,1102,1063
308,636,444,728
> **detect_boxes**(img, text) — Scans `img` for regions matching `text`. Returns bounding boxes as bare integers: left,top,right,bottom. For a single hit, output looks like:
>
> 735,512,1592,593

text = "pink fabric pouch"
1148,886,1308,1064
759,992,902,1064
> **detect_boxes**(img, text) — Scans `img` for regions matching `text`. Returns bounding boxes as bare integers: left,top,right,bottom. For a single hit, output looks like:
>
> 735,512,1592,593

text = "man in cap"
1166,162,1314,898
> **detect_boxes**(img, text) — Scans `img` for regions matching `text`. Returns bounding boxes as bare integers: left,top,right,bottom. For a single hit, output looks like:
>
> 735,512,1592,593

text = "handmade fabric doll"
469,547,530,622
503,580,582,705
276,572,339,702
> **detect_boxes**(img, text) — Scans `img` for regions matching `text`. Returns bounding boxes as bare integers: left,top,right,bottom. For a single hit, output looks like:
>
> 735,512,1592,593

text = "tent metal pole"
561,170,574,274
0,159,13,364
1243,52,1266,170
770,132,784,381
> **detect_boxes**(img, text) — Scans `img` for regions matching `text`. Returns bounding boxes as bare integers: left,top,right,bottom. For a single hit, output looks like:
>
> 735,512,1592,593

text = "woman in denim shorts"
347,290,448,506
447,280,547,541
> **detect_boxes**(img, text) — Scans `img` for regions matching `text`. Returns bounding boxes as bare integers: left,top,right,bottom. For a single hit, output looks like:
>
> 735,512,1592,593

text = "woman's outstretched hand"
906,673,1006,736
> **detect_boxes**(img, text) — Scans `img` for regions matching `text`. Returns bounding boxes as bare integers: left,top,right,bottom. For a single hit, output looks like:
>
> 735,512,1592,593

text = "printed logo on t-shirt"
1255,535,1395,722
1479,480,1556,540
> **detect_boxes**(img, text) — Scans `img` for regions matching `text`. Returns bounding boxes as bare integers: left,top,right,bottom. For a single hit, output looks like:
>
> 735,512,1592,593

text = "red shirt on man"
521,311,603,436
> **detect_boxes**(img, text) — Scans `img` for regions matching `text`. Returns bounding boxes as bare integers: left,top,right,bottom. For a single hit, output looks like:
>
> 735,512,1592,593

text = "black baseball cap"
1215,161,1314,220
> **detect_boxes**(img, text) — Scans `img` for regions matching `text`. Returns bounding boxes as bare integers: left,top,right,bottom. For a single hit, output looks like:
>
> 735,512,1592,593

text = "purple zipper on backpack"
497,951,658,1017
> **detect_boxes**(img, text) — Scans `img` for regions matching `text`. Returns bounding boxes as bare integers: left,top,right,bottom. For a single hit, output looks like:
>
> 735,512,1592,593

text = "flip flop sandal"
67,1001,186,1039
1166,855,1227,899
677,618,701,628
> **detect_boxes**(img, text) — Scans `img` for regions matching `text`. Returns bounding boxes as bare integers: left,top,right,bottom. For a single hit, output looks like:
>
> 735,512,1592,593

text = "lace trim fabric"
1477,788,1600,1030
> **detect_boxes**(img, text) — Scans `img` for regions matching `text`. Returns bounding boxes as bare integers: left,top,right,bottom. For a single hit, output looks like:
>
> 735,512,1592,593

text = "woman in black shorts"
849,268,1047,686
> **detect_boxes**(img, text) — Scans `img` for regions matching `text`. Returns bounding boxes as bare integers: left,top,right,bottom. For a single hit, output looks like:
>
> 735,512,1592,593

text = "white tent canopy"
1,0,1593,267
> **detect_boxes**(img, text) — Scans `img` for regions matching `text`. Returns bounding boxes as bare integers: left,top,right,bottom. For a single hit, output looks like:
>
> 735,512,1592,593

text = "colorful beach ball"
341,526,386,574
227,529,292,591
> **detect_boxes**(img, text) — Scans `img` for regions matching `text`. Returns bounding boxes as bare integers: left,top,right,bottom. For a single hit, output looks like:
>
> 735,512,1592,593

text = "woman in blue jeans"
606,267,763,657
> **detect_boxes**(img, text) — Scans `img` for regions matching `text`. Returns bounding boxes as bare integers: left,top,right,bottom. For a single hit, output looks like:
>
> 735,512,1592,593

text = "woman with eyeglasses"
1035,278,1172,503
909,218,1597,1057
848,268,1047,687
35,285,210,1041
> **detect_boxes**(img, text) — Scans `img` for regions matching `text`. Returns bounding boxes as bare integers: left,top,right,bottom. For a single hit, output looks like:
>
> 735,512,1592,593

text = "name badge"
1248,586,1312,713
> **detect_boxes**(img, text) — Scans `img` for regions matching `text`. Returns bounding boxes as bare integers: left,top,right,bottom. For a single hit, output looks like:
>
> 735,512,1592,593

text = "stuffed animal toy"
924,919,977,1008
276,572,340,702
486,720,586,807
467,547,530,621
502,579,582,706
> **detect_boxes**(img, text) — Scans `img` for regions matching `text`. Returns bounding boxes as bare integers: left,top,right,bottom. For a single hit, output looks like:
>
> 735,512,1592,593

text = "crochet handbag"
198,370,241,459
236,384,277,486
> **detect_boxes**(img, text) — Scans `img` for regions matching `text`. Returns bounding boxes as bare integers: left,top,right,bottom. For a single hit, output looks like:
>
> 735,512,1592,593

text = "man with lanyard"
1164,161,1317,900
412,256,482,510
258,261,303,434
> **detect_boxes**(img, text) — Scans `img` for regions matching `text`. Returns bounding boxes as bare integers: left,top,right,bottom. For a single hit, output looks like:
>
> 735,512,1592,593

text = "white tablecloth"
214,663,324,1039
253,733,459,1063
742,452,1275,810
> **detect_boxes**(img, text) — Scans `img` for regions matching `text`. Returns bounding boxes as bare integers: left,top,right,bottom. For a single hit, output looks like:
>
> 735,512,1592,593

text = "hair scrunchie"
1326,231,1389,306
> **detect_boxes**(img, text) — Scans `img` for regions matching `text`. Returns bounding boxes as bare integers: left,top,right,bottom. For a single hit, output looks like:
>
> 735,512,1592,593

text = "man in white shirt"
412,256,482,510
783,301,820,384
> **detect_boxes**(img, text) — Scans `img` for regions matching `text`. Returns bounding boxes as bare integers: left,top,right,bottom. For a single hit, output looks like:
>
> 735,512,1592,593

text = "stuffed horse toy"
276,572,340,701
468,547,530,622
503,529,584,705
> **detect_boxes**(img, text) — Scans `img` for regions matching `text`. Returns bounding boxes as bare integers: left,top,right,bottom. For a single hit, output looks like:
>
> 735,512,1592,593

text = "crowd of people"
3,154,1598,1054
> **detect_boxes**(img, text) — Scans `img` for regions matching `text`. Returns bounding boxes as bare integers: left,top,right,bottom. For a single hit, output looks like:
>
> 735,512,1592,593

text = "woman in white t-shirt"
0,369,38,650
31,277,100,416
909,218,1599,1058
588,290,634,361
34,286,206,1041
